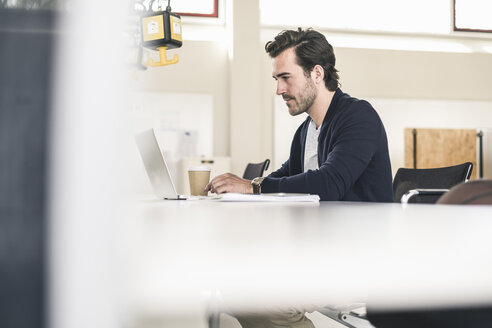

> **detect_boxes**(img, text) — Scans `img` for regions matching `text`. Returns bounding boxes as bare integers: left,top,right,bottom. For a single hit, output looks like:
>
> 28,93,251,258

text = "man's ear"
311,65,324,84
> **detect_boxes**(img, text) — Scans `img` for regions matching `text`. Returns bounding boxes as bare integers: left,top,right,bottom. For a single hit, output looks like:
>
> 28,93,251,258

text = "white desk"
125,198,492,319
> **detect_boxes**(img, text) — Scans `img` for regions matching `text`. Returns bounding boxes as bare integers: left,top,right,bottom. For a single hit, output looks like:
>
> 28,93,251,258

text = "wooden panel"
404,128,477,179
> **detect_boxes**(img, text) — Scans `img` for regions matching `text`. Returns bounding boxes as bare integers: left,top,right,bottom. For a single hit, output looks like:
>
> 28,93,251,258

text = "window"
454,0,492,33
137,0,218,18
173,0,218,17
260,0,451,35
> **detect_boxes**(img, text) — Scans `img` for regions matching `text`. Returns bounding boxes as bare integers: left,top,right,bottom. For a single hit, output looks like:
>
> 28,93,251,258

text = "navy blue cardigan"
262,89,393,202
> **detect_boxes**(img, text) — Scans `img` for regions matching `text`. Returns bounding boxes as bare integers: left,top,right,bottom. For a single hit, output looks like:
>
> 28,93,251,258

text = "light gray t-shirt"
303,119,320,172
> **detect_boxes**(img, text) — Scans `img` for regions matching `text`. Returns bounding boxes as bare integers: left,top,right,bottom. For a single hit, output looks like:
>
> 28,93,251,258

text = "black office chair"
392,162,473,204
242,159,270,180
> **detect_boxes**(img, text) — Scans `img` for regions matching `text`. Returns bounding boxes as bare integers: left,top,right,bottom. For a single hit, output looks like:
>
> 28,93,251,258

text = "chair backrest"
437,179,492,205
393,162,473,203
242,159,270,180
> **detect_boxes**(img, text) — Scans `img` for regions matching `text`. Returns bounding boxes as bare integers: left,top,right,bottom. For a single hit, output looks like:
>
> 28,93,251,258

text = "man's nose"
276,81,285,95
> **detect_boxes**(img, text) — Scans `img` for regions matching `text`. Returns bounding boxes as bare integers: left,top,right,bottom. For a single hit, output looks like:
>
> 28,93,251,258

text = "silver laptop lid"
135,129,185,200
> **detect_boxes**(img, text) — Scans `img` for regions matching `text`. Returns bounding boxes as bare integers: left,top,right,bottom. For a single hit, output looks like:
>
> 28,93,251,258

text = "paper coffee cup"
188,166,211,196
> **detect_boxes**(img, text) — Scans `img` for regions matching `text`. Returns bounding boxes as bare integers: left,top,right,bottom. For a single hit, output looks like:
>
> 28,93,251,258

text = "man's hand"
205,173,253,194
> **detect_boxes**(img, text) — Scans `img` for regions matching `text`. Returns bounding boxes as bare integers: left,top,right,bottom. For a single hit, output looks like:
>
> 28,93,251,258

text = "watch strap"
251,177,265,194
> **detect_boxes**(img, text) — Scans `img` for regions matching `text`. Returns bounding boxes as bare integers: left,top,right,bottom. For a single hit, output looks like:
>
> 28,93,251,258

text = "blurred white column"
229,0,263,174
48,1,130,328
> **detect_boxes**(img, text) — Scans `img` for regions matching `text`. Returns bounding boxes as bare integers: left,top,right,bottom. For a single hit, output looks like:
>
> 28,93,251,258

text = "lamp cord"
147,0,171,12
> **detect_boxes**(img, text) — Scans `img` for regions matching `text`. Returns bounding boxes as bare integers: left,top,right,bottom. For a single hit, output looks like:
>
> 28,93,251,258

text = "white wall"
132,40,230,158
372,98,492,176
133,1,492,179
263,44,492,177
272,96,492,177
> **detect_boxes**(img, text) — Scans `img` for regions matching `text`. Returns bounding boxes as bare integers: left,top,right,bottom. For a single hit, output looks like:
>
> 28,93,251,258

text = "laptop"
135,129,188,200
135,129,319,203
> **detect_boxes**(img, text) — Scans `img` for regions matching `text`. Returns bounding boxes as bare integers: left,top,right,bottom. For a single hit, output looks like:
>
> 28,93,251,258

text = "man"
206,28,393,203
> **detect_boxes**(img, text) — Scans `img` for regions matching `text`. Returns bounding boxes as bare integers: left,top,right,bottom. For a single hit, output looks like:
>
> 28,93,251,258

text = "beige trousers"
232,307,315,328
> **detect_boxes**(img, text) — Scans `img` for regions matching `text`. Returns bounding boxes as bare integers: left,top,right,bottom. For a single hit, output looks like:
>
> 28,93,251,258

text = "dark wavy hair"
265,28,339,91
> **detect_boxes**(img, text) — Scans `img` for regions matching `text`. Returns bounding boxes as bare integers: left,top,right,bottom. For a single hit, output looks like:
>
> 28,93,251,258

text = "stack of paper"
217,193,320,202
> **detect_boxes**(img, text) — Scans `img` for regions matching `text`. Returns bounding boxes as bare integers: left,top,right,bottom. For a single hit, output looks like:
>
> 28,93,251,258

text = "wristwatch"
251,177,265,194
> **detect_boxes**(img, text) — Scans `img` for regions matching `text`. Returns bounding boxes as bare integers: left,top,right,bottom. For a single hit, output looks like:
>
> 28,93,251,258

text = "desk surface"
126,198,492,316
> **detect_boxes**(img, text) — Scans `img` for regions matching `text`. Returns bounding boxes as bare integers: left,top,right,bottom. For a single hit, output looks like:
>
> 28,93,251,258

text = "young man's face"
272,47,317,116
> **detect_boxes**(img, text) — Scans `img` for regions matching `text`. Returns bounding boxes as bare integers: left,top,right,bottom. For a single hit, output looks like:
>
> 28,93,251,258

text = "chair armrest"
401,189,449,204
317,304,375,328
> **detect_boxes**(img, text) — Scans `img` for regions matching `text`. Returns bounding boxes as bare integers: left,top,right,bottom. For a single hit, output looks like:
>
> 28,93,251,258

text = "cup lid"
188,166,211,171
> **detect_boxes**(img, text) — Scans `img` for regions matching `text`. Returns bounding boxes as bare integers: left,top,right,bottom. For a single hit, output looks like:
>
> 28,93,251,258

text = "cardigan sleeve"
267,159,290,178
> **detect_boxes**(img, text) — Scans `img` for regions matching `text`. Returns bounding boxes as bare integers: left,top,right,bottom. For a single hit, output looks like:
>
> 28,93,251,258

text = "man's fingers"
213,180,228,194
205,175,223,192
203,173,247,194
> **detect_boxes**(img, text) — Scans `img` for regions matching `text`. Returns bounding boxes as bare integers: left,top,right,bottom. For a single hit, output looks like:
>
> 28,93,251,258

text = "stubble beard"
285,78,317,116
